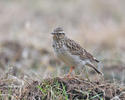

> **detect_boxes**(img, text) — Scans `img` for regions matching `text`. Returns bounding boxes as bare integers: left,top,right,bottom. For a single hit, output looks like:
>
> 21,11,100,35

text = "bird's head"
51,27,65,40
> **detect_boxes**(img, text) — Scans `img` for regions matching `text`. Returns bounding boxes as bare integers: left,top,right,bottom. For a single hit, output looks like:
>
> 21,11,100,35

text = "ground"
0,75,125,100
0,0,125,100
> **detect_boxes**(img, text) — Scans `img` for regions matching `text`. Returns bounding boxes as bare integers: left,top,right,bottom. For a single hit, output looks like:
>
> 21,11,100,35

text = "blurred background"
0,0,125,83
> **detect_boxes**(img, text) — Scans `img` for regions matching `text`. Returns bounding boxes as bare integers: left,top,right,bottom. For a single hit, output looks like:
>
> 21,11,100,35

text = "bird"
51,27,103,77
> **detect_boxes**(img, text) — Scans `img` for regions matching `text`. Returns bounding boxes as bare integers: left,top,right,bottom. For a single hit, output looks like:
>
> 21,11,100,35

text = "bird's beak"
51,32,55,35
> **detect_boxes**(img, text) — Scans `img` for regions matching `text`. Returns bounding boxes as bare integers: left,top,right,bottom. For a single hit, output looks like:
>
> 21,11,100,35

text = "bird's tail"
93,57,100,63
94,59,99,63
86,63,103,75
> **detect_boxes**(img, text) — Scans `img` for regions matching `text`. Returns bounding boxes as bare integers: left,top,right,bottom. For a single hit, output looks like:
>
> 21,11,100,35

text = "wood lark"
51,27,103,77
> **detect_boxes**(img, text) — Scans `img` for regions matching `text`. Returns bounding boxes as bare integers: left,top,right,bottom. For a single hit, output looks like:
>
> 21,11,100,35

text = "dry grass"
0,73,125,100
21,77,125,100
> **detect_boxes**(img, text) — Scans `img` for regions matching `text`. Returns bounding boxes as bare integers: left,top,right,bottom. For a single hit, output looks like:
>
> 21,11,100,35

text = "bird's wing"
65,38,99,62
83,49,99,62
65,38,83,55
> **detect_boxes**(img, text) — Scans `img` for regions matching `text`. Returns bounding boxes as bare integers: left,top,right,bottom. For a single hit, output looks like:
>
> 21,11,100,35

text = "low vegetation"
0,72,125,100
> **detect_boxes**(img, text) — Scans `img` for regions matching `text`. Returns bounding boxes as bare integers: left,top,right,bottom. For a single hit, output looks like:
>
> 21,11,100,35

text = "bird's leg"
67,66,75,78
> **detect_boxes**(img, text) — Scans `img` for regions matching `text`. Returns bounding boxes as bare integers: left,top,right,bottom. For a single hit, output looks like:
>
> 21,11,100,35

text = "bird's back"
64,37,99,63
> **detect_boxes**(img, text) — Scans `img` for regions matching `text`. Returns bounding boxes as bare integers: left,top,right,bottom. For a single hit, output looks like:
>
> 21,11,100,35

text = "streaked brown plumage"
51,27,103,76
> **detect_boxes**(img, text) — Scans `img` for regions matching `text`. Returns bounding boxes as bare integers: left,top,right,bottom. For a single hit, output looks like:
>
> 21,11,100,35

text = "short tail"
94,58,100,63
86,63,103,75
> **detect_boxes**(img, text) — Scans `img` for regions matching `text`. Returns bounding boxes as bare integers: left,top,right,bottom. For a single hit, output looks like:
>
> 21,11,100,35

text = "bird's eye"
52,44,55,47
